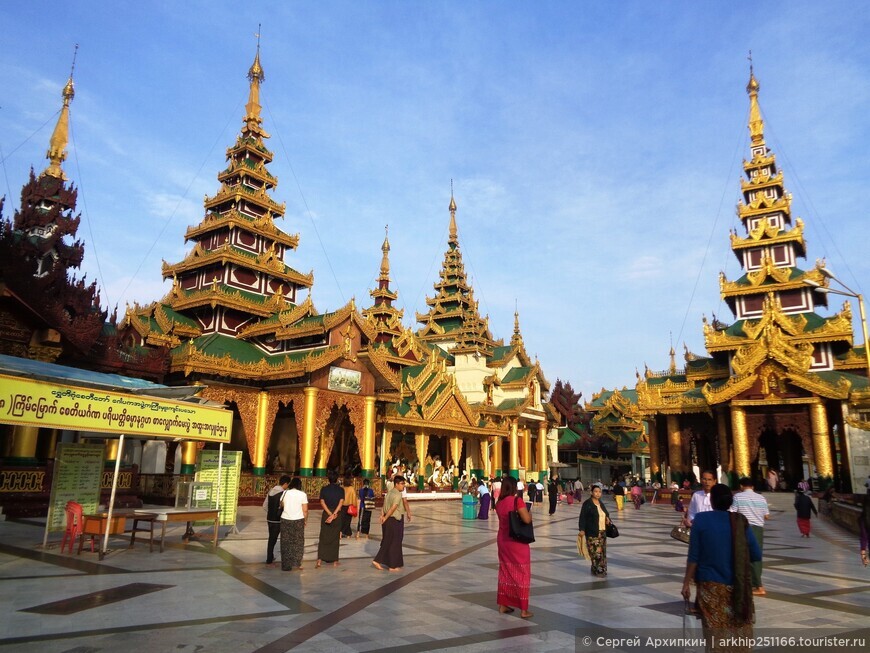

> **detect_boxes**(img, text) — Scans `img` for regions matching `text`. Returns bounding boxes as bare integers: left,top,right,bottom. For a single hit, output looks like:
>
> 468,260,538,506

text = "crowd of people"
261,466,870,649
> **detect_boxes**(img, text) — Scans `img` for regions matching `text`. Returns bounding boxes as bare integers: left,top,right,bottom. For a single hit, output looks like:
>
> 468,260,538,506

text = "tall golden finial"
378,224,391,282
746,51,764,146
668,340,677,375
448,180,458,246
244,27,267,136
511,302,524,349
42,44,78,180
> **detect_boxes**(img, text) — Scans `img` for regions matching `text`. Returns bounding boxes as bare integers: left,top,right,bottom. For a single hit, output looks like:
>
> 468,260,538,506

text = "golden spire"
42,45,77,180
511,306,525,350
668,345,677,375
448,180,458,247
378,224,391,282
243,28,267,136
746,51,764,146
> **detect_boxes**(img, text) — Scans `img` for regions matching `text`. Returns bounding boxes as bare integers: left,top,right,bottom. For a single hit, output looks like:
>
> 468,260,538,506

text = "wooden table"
80,509,142,555
134,508,220,553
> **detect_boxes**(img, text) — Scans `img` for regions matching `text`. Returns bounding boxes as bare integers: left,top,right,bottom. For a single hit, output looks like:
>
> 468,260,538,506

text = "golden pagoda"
589,66,869,491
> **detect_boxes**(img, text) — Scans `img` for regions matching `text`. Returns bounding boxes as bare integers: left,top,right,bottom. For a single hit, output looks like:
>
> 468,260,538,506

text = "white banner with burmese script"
0,373,232,443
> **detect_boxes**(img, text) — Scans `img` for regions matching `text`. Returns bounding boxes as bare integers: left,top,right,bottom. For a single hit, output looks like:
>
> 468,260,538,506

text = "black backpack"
266,491,284,521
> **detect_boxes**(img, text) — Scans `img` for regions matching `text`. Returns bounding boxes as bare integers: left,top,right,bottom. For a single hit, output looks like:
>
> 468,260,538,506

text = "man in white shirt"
684,470,716,526
730,477,770,595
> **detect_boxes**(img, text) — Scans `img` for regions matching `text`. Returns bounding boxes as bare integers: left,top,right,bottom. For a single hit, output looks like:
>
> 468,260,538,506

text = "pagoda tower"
361,228,404,345
624,65,868,490
0,58,105,361
154,46,312,348
416,194,498,356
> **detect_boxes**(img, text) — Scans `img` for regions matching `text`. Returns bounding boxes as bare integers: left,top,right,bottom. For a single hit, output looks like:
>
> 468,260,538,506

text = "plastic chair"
60,501,85,554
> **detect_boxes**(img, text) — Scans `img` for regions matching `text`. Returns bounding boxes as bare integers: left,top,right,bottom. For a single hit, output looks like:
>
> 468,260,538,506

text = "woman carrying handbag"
578,485,613,577
495,475,534,618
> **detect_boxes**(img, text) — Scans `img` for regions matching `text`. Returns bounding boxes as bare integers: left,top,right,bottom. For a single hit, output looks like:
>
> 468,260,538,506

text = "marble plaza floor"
0,492,868,653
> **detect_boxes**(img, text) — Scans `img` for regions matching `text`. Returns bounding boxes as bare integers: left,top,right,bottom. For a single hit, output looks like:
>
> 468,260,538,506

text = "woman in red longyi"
495,475,533,619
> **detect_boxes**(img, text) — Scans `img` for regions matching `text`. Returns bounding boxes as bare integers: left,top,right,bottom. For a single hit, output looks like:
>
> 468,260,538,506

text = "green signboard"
46,443,105,532
195,450,242,527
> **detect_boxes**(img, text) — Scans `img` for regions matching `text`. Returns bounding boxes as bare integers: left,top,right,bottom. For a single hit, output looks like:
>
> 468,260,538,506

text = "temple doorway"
758,427,805,491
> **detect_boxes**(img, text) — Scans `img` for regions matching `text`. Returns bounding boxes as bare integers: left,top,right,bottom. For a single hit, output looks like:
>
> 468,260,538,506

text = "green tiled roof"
161,304,200,329
647,375,687,386
501,366,532,383
686,357,716,369
815,370,870,391
496,398,526,411
558,426,584,446
491,346,513,362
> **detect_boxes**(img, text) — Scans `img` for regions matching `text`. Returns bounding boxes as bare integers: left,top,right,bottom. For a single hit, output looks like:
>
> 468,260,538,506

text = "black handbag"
509,498,535,544
605,522,619,538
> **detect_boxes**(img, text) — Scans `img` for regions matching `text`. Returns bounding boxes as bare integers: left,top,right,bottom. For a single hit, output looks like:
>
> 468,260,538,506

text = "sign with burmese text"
46,443,105,532
196,450,242,526
0,374,232,443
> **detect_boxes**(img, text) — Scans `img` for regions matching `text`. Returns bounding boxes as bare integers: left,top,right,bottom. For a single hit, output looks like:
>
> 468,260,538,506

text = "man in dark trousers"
548,474,559,516
263,475,291,565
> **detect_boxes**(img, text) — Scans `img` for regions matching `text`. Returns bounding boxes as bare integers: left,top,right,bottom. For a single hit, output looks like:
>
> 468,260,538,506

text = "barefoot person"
495,475,534,618
372,475,407,571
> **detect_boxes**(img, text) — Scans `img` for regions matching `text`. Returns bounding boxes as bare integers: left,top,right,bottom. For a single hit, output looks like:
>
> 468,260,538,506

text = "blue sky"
2,1,869,400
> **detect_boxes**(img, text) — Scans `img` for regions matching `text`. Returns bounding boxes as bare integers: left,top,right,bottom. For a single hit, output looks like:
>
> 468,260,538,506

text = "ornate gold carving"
170,341,344,380
702,373,758,405
201,385,260,458
0,469,46,492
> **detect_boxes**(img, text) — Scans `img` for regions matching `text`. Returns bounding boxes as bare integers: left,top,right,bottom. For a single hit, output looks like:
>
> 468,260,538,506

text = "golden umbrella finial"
746,51,764,146
448,180,458,246
42,44,78,180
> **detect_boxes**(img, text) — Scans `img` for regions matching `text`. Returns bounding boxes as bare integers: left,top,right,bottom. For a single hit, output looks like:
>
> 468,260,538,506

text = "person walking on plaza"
548,475,559,516
263,475,291,565
794,488,818,538
477,478,491,519
578,484,612,577
767,468,779,492
491,475,502,510
372,475,408,571
316,471,344,568
681,484,761,649
340,475,355,539
612,481,625,511
731,477,770,596
685,470,716,527
279,477,308,571
574,478,584,502
356,478,375,539
495,475,533,618
630,482,643,509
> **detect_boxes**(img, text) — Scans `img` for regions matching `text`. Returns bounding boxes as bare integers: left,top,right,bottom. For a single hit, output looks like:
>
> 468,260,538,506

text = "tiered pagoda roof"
634,66,869,414
121,48,386,385
416,195,500,356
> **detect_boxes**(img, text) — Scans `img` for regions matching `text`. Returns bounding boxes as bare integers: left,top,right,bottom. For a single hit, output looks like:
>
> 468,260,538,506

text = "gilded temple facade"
118,48,552,481
588,68,870,491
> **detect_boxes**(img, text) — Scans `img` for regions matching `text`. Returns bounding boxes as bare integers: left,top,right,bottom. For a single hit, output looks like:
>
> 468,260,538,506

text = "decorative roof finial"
379,224,391,282
448,180,458,246
243,28,266,137
511,302,524,349
746,51,764,146
42,44,78,180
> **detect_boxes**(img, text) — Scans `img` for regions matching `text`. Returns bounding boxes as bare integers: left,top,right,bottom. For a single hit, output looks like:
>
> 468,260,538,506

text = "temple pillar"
251,390,269,476
361,396,376,478
537,422,549,482
523,427,532,472
647,419,662,483
810,401,833,482
476,439,488,479
716,408,734,484
730,405,750,479
449,435,462,490
105,439,120,467
666,415,683,484
299,387,318,476
180,441,198,475
8,425,39,464
490,436,502,477
315,426,332,477
509,420,519,477
415,431,429,489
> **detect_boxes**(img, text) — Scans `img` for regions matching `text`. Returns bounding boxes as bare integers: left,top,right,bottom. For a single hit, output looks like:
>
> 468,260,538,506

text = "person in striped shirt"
730,477,770,595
